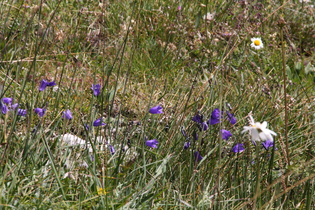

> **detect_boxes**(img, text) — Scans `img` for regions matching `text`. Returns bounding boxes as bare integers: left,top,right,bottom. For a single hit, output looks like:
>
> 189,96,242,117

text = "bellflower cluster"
209,108,237,125
1,97,19,114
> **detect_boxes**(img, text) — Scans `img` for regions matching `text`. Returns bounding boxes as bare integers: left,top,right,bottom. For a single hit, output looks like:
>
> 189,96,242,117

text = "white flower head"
59,133,86,146
203,12,215,21
242,115,277,142
53,85,59,92
250,37,264,50
299,0,310,3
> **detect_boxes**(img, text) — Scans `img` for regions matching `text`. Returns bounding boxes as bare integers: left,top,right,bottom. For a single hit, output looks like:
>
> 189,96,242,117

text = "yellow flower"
250,37,264,50
97,187,107,195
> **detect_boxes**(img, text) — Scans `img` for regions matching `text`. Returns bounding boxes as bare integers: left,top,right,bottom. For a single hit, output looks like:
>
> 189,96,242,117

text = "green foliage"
0,0,315,209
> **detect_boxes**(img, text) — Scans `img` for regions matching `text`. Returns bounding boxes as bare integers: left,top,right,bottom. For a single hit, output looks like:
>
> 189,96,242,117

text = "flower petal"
149,105,163,114
62,109,73,120
146,139,158,148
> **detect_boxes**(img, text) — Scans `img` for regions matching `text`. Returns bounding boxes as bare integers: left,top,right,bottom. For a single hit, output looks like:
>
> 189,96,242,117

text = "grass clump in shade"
0,0,315,209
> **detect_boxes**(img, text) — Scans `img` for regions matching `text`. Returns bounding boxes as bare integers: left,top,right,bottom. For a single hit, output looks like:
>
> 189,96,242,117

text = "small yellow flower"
97,187,107,195
250,37,264,50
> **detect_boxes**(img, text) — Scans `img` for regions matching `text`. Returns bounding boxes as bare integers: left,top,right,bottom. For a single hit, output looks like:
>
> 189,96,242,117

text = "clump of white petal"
242,115,277,142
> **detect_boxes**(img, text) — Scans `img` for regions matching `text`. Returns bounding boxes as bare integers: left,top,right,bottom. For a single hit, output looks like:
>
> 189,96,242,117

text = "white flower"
59,133,86,146
203,12,215,21
53,85,59,92
242,115,277,142
250,37,264,50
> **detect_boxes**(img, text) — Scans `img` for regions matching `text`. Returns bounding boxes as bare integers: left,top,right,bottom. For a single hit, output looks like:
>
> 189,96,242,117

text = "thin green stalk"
279,18,290,166
253,146,261,209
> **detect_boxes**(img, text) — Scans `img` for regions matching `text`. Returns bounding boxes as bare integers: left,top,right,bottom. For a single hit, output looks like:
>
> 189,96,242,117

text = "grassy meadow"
1,0,315,209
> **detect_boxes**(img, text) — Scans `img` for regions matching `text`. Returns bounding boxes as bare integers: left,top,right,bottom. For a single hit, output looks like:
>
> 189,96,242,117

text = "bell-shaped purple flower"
192,113,208,131
11,103,19,110
1,102,8,114
221,129,232,140
192,113,203,124
226,111,237,124
149,105,163,114
17,109,27,116
201,122,209,131
93,118,106,126
193,130,198,141
34,108,46,117
39,79,56,91
91,84,101,96
232,143,245,153
2,97,13,105
62,109,73,120
184,141,190,150
262,139,275,151
181,126,187,138
109,145,115,155
194,151,203,162
145,139,158,148
208,108,221,125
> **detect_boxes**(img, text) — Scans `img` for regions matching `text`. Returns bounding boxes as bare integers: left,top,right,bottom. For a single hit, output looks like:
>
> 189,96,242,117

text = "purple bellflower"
194,151,203,162
192,130,198,141
192,113,208,131
262,139,276,151
181,126,188,138
208,108,221,125
11,103,19,109
109,145,115,155
192,113,203,124
62,109,73,120
93,118,106,126
0,102,8,114
2,98,13,105
39,79,56,91
146,139,158,148
34,108,46,117
149,105,163,114
184,141,190,150
226,111,237,124
1,98,20,114
91,84,101,96
17,109,27,116
221,129,232,140
232,143,245,153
